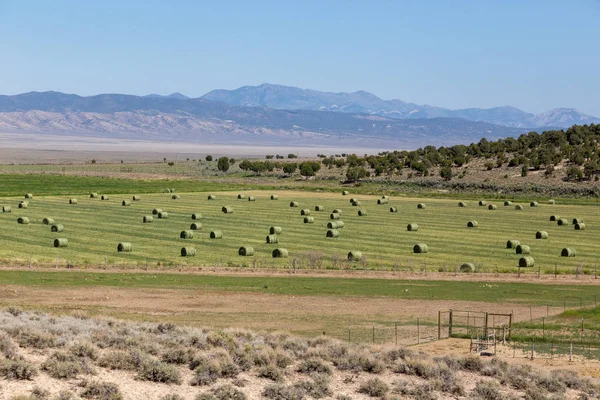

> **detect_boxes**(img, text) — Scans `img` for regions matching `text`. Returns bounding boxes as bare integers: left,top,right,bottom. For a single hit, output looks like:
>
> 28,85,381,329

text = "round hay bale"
117,242,133,252
530,201,539,207
342,190,350,195
191,213,202,220
17,217,29,224
266,234,279,244
460,263,475,273
272,248,289,258
143,215,153,223
157,211,168,219
24,194,33,199
121,200,130,206
549,215,560,221
535,231,548,239
152,208,162,215
51,224,64,232
248,196,256,202
390,206,398,213
488,204,497,210
2,206,11,213
458,201,466,207
69,198,78,205
504,201,513,206
572,218,583,225
478,200,486,206
358,210,368,216
515,204,523,210
417,203,426,209
407,223,419,231
237,194,247,199
270,194,279,200
190,222,202,230
170,189,175,193
347,251,363,261
377,198,389,205
381,195,389,200
180,230,194,239
181,247,196,257
301,209,311,216
516,245,530,255
208,195,216,200
326,229,340,238
132,195,141,201
101,195,109,201
557,218,569,226
413,243,428,254
548,199,555,204
163,189,171,193
42,217,55,225
314,205,324,211
506,240,520,249
351,200,361,207
53,238,68,248
327,221,339,229
239,246,254,256
561,248,576,257
270,226,282,235
210,230,223,239
349,198,357,204
90,193,98,198
18,201,28,209
290,201,299,208
304,216,315,224
467,221,478,228
330,213,340,220
519,256,535,268
332,209,343,215
574,223,586,230
222,206,233,214
171,194,180,200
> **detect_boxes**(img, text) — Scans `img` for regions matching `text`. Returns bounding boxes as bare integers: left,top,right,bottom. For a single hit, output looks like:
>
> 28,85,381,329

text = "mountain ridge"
202,83,599,129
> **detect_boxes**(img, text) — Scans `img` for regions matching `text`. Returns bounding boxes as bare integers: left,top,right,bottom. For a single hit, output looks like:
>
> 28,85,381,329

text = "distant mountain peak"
144,92,189,100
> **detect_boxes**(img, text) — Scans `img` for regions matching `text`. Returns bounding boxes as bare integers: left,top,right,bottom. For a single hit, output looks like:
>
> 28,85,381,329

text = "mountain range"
0,84,596,148
203,84,600,129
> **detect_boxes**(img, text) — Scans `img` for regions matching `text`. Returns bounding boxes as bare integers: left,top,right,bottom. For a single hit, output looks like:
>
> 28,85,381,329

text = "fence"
327,320,439,347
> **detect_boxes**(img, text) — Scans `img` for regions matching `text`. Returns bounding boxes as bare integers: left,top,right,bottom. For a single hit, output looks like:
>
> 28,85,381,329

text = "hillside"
0,91,533,148
203,83,600,128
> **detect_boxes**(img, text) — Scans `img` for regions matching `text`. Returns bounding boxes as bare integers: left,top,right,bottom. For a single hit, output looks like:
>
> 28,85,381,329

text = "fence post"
570,340,573,362
372,326,375,345
417,318,420,345
551,341,554,360
395,322,398,347
438,311,441,340
529,305,532,322
563,300,566,312
467,311,470,333
531,339,534,360
484,312,489,338
542,318,545,340
449,310,453,337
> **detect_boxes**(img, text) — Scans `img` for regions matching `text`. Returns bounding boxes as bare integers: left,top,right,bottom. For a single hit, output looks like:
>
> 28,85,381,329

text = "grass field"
0,189,598,273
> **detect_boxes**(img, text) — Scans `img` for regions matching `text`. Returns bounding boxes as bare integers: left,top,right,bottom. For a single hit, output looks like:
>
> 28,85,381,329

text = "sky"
0,0,599,115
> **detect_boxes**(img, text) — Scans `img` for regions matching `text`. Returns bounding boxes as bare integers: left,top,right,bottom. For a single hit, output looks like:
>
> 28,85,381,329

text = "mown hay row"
413,243,428,254
561,248,576,257
239,246,254,256
272,248,288,258
181,247,196,257
51,224,64,232
347,251,362,261
519,256,535,267
117,242,132,252
180,230,194,239
53,238,68,248
210,230,223,239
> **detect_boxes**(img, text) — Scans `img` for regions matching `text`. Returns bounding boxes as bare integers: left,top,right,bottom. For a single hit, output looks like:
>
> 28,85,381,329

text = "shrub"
293,373,332,399
262,383,305,400
70,342,99,360
14,330,57,349
80,381,123,400
258,364,285,382
161,347,194,364
137,360,182,384
212,384,247,400
160,395,184,400
41,351,87,379
358,378,389,397
97,349,147,371
297,358,332,375
0,358,37,380
473,380,502,400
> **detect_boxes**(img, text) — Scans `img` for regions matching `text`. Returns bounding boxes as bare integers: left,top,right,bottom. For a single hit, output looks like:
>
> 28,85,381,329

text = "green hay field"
0,190,598,272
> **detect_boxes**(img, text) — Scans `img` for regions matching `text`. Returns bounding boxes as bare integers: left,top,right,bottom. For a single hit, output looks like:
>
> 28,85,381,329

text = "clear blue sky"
1,0,599,115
